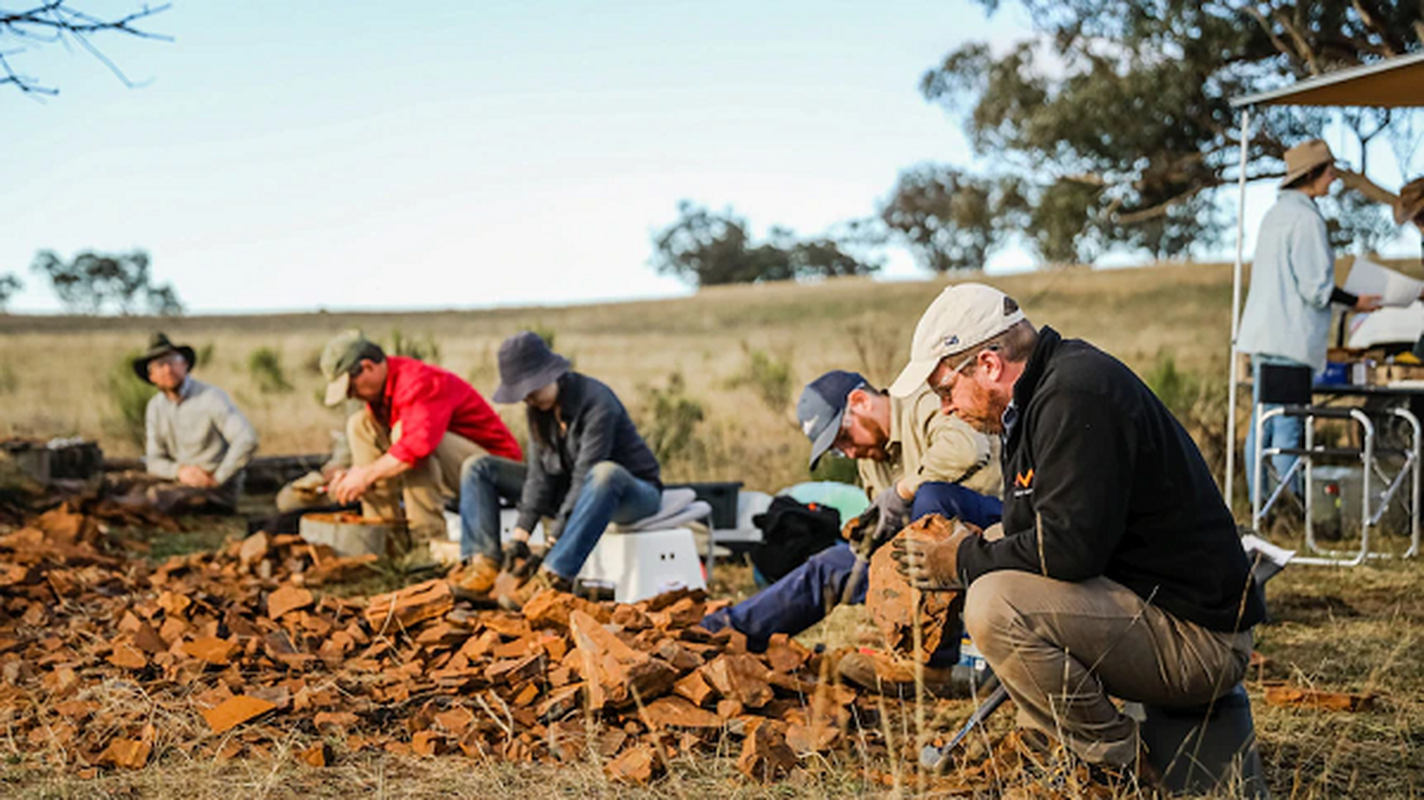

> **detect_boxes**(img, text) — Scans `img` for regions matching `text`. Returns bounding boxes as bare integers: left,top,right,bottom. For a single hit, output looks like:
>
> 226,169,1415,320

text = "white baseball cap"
889,283,1026,398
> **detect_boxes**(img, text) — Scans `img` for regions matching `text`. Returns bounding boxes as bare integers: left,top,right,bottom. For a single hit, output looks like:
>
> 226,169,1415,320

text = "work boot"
449,554,501,599
498,569,573,612
837,649,974,699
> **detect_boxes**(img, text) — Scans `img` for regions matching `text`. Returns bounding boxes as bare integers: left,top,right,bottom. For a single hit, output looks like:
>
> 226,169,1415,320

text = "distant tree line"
0,249,184,315
654,2,1424,287
650,202,880,286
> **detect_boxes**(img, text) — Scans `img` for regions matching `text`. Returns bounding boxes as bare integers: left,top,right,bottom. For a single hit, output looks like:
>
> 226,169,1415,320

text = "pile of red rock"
0,500,910,785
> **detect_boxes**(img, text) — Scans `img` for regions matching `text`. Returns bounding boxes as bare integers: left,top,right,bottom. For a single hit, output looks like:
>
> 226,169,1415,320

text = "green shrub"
637,372,705,465
388,330,441,364
725,344,794,414
248,346,293,394
0,362,17,395
103,351,157,450
194,342,216,370
1144,351,1198,417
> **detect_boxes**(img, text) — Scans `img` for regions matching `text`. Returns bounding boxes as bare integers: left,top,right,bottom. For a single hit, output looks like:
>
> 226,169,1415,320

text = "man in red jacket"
321,330,522,547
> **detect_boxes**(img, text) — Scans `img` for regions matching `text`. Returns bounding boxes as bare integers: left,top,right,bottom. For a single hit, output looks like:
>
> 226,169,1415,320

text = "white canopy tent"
1224,52,1424,508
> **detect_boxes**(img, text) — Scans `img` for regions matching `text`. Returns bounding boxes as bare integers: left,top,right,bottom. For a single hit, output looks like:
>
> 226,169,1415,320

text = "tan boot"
837,649,972,699
449,555,501,598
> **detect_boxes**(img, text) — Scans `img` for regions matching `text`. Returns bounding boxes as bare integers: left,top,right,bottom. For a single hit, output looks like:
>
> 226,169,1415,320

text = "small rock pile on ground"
0,498,917,785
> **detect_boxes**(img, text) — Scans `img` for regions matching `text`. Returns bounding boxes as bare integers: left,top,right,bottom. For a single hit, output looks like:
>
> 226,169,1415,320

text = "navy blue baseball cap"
798,370,869,469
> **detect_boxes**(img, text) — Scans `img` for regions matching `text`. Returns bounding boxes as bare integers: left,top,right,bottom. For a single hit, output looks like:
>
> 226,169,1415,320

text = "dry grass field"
0,262,1239,493
4,262,1424,798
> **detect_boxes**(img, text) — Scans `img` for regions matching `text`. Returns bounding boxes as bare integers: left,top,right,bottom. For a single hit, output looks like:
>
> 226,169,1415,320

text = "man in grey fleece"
135,332,258,513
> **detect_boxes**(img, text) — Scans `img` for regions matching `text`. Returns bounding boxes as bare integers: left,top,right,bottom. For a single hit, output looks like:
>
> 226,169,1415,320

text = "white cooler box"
576,527,706,603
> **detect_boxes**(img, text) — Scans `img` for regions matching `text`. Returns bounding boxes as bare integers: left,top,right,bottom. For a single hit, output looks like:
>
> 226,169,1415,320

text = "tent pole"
1225,107,1251,514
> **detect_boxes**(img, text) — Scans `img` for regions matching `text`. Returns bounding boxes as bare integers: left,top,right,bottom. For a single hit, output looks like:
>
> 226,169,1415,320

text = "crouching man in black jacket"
889,283,1265,780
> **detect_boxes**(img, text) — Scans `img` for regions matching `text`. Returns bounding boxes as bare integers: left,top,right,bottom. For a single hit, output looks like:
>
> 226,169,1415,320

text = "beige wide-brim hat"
1281,139,1335,188
1396,177,1424,225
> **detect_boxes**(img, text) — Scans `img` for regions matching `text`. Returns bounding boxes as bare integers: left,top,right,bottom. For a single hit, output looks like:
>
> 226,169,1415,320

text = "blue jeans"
701,482,1003,666
458,455,527,561
543,461,662,580
1244,354,1305,504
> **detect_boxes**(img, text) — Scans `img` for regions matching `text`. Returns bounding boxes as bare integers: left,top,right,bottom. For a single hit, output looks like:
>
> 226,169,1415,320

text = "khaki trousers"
347,408,488,542
962,571,1252,767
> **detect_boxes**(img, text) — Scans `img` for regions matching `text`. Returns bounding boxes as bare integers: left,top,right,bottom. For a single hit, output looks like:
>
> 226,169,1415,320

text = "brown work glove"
891,518,980,591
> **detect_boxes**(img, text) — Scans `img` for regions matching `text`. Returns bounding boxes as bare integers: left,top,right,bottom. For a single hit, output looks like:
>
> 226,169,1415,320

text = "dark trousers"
701,482,1002,664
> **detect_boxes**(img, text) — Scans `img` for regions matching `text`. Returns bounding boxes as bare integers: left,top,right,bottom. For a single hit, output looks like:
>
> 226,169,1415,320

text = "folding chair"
1250,362,1421,566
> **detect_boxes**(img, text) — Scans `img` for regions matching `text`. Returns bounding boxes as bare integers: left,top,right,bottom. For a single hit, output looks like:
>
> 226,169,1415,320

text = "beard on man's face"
955,379,1008,434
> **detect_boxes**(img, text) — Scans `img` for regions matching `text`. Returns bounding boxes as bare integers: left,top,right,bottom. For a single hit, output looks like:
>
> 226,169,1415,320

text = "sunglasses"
931,346,999,399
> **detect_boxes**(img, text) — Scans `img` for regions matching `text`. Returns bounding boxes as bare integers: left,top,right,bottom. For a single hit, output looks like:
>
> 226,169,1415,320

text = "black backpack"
749,496,842,582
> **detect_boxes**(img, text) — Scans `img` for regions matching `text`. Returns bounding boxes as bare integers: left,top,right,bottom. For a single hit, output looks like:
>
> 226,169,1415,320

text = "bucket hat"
492,331,571,403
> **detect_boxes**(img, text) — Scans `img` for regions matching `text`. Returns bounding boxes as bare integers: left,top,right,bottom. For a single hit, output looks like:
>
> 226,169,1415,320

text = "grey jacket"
1237,190,1336,371
515,372,661,537
144,377,259,486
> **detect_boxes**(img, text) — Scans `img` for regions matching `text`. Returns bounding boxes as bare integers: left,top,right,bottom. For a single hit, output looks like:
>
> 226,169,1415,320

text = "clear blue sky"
3,2,1418,313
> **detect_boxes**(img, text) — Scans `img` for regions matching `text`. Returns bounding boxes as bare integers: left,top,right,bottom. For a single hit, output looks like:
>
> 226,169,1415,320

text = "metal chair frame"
1252,404,1420,566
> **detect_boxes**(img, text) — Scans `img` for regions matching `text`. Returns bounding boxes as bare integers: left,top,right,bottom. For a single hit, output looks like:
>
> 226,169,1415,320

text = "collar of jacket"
555,371,586,418
162,376,197,405
1007,326,1063,445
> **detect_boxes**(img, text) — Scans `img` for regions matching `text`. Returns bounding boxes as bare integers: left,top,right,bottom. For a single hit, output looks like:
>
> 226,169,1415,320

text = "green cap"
320,329,373,406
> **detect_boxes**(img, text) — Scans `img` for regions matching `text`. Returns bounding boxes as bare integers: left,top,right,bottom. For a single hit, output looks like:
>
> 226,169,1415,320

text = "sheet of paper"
1343,257,1424,308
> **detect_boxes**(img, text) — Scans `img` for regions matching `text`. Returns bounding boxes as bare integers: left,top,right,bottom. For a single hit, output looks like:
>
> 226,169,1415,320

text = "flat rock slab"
201,695,278,734
365,580,453,630
267,585,315,620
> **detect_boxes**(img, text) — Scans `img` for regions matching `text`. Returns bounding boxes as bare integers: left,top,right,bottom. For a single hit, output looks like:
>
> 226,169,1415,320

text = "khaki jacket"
858,383,1001,500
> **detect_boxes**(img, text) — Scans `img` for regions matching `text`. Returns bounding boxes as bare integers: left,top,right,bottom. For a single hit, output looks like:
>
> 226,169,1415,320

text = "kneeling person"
892,284,1265,779
137,332,258,514
457,331,662,608
702,368,1002,695
321,331,522,547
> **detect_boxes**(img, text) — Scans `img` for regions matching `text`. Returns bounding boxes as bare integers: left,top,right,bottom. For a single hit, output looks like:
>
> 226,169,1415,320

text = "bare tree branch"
1114,184,1211,225
1351,0,1398,58
1272,8,1322,75
0,2,170,95
1339,169,1400,208
1242,7,1297,66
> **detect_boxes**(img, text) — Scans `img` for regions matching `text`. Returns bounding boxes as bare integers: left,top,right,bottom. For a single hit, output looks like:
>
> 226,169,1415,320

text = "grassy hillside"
0,262,1248,492
0,262,1246,492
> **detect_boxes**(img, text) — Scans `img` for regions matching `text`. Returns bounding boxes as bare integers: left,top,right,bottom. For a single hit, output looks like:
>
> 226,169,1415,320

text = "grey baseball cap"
798,370,868,469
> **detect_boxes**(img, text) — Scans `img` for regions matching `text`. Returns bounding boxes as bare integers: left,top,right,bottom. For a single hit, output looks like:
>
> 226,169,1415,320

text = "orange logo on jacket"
1014,469,1034,489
